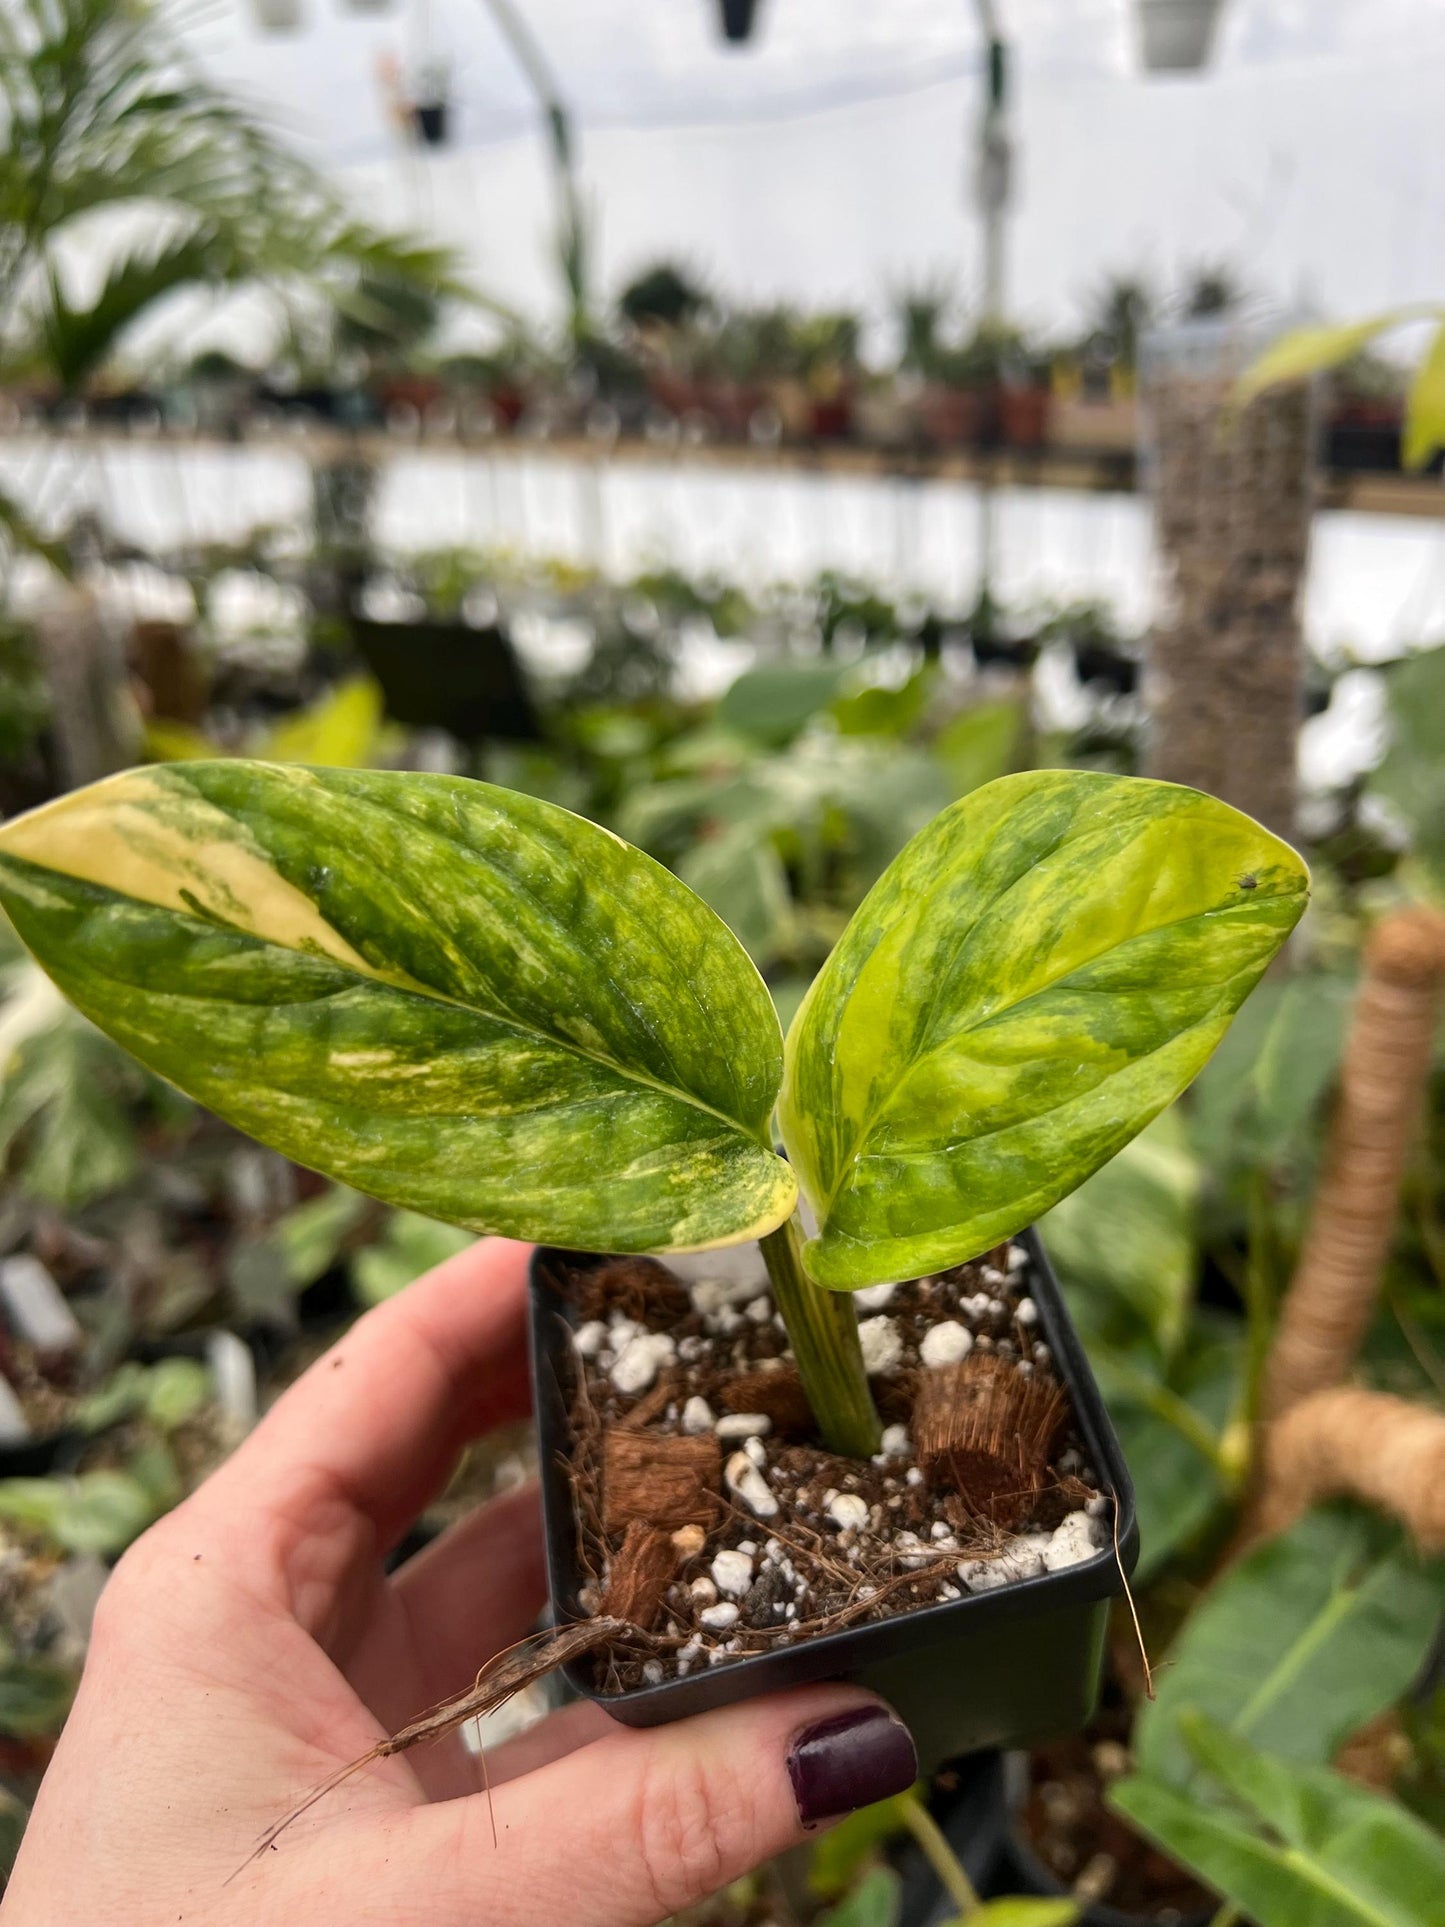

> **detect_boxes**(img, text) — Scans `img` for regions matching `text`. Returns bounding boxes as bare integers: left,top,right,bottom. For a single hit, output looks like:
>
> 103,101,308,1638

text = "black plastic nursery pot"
529,1228,1138,1770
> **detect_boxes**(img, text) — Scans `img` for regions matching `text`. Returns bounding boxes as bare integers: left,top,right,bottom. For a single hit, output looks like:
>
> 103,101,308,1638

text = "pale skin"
3,1238,894,1924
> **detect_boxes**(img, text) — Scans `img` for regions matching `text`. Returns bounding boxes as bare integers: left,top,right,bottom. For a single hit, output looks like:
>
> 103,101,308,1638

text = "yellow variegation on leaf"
779,772,1309,1290
0,763,795,1254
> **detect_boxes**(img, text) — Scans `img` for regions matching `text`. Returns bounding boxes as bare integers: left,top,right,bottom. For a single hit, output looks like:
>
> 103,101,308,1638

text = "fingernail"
786,1704,917,1827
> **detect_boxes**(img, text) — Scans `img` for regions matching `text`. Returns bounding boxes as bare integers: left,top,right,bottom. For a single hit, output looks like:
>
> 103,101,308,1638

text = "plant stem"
1238,1168,1280,1435
759,1213,881,1458
897,1788,980,1919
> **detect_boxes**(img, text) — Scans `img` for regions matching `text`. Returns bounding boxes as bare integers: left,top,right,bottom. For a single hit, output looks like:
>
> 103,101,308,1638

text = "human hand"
4,1237,916,1924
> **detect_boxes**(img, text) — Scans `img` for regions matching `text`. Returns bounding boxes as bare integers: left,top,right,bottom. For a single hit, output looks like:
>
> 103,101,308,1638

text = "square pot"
529,1229,1138,1768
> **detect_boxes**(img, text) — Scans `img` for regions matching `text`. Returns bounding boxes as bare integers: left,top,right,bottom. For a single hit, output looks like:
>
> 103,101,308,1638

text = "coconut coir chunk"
914,1353,1068,1529
600,1522,677,1629
573,1256,692,1326
603,1428,721,1534
718,1366,816,1441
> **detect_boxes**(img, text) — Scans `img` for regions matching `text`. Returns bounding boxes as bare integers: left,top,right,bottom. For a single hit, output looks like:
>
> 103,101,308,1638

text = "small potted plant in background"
0,763,1306,1772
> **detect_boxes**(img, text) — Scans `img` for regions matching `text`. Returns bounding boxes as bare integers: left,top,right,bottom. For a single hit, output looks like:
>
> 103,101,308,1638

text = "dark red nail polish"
786,1704,917,1827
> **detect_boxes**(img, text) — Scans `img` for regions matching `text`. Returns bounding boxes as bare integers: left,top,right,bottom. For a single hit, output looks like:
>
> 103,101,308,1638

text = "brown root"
1260,907,1445,1424
231,1617,631,1882
1246,1388,1445,1553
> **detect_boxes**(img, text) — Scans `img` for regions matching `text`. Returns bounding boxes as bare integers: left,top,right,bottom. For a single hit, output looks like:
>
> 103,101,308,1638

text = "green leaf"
816,1865,901,1927
1371,646,1445,894
1093,1323,1239,1582
0,1656,75,1740
780,771,1309,1289
74,1363,151,1434
0,1470,158,1556
966,1902,1079,1927
1402,320,1445,470
933,699,1023,799
1136,1504,1445,1789
676,826,791,968
1042,1108,1199,1358
0,1007,144,1209
0,1781,31,1877
0,763,796,1254
832,665,937,739
1236,310,1438,404
273,1185,371,1288
1188,972,1352,1175
73,1358,211,1434
352,1211,474,1305
717,659,851,746
808,1792,913,1898
141,1357,210,1431
1113,1716,1445,1927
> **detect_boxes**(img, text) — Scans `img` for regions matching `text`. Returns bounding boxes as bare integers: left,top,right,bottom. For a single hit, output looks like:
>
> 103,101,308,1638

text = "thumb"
390,1686,916,1925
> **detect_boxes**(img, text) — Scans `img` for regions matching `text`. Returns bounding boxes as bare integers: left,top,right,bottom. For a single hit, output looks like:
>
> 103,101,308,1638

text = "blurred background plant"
2,4,1445,1921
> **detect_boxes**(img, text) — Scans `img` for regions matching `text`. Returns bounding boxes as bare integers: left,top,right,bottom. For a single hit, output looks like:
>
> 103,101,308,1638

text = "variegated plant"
0,763,1308,1456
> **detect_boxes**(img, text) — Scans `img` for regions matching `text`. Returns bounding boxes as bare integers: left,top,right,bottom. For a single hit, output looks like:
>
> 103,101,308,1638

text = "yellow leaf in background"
1402,320,1445,469
1235,307,1440,404
142,719,216,763
263,676,383,768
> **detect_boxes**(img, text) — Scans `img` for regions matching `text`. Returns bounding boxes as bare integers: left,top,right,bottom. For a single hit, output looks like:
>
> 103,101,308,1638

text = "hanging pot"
251,0,304,33
718,0,762,44
413,99,448,147
1136,0,1224,72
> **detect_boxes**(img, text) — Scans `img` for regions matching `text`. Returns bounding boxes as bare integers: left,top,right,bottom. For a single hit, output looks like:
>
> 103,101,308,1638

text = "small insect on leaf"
1239,874,1258,890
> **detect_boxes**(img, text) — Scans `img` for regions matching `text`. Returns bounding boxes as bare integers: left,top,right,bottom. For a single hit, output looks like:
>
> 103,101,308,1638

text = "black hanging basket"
718,0,762,44
413,99,448,147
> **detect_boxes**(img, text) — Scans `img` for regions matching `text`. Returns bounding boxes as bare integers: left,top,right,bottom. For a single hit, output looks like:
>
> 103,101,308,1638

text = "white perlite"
854,1282,897,1311
1007,1243,1028,1272
609,1330,676,1395
699,1602,740,1631
716,1412,771,1441
725,1450,779,1519
824,1491,870,1531
1042,1511,1102,1571
571,1320,607,1358
689,1576,718,1606
956,1539,1048,1592
711,1550,754,1597
1015,1297,1038,1326
691,1276,758,1316
681,1395,715,1435
642,1660,665,1685
879,1423,912,1458
744,1295,773,1325
858,1316,903,1376
919,1320,973,1368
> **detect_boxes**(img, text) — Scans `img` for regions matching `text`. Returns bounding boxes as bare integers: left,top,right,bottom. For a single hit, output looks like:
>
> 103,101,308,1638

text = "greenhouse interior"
2,2,1445,1922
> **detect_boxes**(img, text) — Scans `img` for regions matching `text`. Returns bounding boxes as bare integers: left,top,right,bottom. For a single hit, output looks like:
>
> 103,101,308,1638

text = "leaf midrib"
1229,1561,1384,1745
10,849,773,1153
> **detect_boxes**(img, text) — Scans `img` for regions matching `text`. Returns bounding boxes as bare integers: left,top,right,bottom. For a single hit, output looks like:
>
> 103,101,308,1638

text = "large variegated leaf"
0,763,795,1252
779,771,1308,1289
